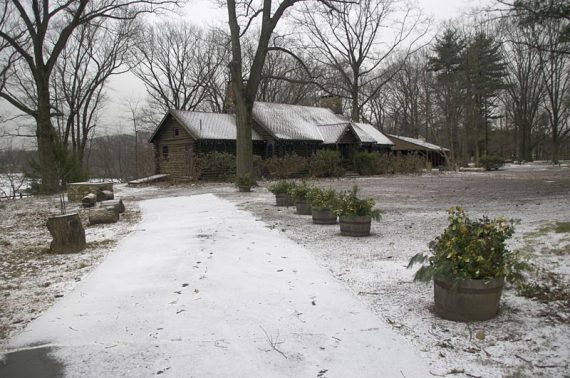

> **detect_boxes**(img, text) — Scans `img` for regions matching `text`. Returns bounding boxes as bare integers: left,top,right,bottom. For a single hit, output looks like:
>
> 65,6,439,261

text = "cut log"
82,193,97,208
46,213,86,253
96,189,114,201
89,207,119,225
101,199,125,214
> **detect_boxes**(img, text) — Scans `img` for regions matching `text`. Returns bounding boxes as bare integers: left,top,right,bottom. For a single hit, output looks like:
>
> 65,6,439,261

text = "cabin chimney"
319,95,343,114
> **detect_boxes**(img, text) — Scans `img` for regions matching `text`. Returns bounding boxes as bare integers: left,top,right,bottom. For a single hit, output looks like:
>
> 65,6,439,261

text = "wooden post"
46,213,86,253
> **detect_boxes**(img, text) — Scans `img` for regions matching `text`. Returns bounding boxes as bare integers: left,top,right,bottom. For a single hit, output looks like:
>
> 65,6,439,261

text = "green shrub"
288,181,313,202
309,150,345,177
306,187,338,209
235,173,256,188
334,186,381,220
263,153,307,178
268,180,297,194
377,154,395,174
353,152,380,176
196,152,235,180
408,207,528,283
479,155,505,171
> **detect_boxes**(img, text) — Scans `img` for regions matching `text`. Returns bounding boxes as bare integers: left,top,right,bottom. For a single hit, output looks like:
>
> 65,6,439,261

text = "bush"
288,181,313,202
263,153,307,178
196,152,235,180
377,154,395,174
334,186,381,220
479,155,505,171
268,180,297,194
309,150,345,177
353,152,380,176
408,207,528,283
392,154,426,174
306,187,338,209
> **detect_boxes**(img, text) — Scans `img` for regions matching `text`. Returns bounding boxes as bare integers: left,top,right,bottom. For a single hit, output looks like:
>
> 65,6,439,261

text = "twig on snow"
515,354,532,364
259,326,287,359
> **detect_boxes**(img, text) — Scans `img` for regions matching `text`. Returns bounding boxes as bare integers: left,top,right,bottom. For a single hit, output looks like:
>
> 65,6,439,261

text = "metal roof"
317,123,351,144
252,102,347,141
388,135,449,152
149,104,394,147
352,123,394,145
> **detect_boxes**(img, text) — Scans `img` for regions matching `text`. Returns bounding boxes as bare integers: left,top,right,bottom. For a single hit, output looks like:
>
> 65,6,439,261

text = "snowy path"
4,194,429,377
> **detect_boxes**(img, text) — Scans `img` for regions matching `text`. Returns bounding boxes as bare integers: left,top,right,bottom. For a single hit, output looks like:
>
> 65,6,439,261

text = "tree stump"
100,199,125,214
82,193,97,208
89,207,119,225
46,213,86,253
96,189,114,201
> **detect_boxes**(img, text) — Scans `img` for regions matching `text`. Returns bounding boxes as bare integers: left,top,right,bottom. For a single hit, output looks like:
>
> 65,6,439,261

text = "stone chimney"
319,95,343,114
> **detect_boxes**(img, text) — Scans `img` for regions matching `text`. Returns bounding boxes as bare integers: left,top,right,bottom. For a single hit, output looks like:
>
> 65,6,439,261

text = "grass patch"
553,222,570,234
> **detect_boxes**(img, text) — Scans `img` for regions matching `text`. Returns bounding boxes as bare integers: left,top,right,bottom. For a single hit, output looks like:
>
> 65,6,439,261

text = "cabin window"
174,128,179,136
162,145,169,160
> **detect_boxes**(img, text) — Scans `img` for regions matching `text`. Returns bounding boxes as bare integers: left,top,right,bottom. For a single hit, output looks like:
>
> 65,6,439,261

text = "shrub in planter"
309,150,345,178
235,174,256,192
334,186,381,236
479,155,505,171
288,182,314,215
268,180,296,206
353,152,380,176
307,187,338,224
263,153,308,178
408,207,528,321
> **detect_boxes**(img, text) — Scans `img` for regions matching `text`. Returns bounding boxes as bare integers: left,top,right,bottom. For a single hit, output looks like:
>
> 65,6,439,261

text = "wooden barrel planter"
295,200,312,215
275,193,294,207
434,276,505,321
312,208,337,225
339,215,372,236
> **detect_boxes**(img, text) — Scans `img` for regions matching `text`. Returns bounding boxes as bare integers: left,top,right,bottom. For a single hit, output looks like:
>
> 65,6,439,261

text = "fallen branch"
259,326,287,359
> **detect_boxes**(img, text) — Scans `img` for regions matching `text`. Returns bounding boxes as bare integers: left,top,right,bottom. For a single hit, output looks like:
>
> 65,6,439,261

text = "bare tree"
500,19,545,161
0,0,180,193
52,18,138,171
295,0,429,122
537,19,570,163
226,0,351,178
130,22,229,114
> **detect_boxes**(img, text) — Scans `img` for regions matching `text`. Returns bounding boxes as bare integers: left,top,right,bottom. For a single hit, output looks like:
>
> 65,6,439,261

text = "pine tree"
428,28,465,165
462,32,507,165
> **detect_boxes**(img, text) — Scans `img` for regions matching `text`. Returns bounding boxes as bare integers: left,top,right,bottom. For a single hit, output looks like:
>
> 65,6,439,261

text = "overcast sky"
2,0,491,148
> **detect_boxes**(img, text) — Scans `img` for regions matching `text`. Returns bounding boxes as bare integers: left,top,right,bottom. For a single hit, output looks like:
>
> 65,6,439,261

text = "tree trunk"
46,213,86,253
234,95,253,177
36,86,60,193
89,207,119,225
101,199,125,214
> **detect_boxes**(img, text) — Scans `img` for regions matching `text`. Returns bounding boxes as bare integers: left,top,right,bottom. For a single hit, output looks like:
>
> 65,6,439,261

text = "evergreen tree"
428,28,465,165
462,32,507,164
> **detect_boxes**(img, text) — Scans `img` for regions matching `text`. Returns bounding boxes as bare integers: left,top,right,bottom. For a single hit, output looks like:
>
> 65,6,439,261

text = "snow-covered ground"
4,195,430,377
1,164,569,377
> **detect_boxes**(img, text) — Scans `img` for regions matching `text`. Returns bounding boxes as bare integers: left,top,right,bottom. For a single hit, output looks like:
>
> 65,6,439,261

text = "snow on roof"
171,110,263,140
317,123,351,144
389,135,449,152
253,102,348,141
352,123,394,145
